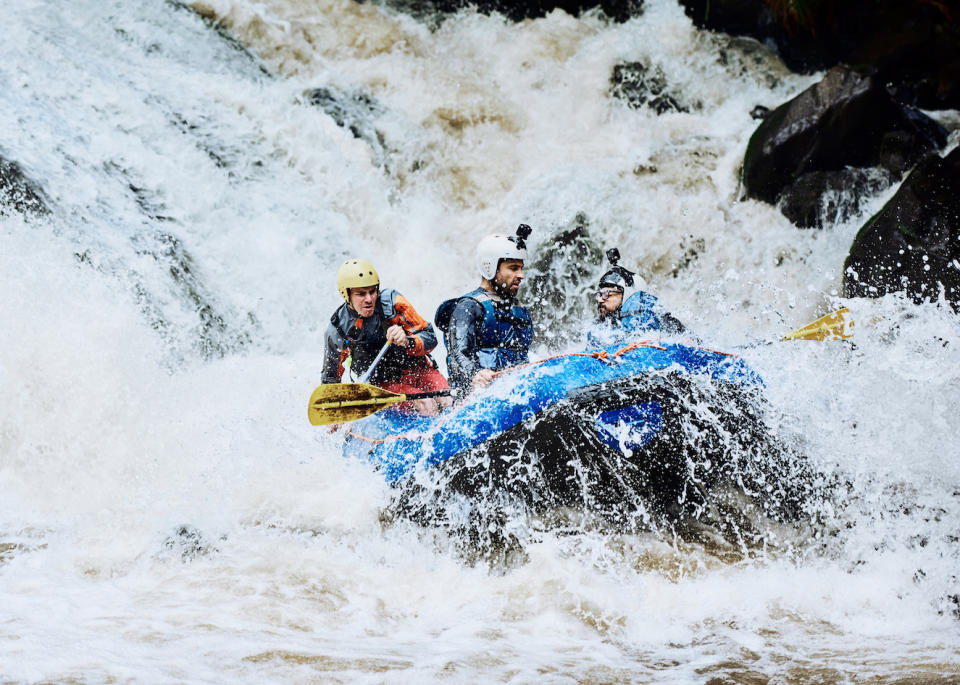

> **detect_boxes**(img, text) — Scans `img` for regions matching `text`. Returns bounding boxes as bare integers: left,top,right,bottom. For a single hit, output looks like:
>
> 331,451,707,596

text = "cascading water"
2,0,959,681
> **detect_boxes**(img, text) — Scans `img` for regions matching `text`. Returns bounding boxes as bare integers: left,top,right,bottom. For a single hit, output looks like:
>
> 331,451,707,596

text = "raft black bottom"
389,370,821,556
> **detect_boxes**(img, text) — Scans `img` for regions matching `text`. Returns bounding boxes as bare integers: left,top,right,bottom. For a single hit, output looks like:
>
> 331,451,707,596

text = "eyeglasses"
596,287,623,301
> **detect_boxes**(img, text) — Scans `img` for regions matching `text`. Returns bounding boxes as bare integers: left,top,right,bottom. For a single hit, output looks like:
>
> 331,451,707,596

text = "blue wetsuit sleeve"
446,298,485,387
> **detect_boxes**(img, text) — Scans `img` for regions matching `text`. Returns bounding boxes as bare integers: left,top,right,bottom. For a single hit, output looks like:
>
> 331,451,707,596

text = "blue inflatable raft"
342,337,812,530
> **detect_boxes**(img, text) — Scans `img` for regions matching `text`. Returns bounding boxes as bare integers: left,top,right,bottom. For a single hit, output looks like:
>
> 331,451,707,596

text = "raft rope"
345,338,736,445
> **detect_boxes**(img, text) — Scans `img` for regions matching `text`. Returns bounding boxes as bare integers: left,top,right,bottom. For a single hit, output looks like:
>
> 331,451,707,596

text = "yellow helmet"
336,258,380,303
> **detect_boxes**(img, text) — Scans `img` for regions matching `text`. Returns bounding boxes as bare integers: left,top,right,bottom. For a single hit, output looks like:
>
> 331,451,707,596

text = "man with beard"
588,247,687,346
435,224,534,394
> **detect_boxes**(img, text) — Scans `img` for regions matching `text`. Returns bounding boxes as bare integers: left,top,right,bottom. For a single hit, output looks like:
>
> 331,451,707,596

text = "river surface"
2,0,959,682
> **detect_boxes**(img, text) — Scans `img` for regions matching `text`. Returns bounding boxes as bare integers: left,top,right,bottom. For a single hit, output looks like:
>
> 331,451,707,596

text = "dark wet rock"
168,0,273,77
0,157,49,218
75,234,255,361
742,66,947,226
838,2,960,110
524,214,604,350
750,105,771,120
304,87,391,170
610,61,690,114
132,229,255,359
713,35,793,91
946,590,960,620
161,525,222,562
679,0,834,72
91,161,258,360
307,87,383,128
843,147,960,308
159,105,247,172
779,167,895,230
669,235,705,278
678,0,960,109
369,0,644,23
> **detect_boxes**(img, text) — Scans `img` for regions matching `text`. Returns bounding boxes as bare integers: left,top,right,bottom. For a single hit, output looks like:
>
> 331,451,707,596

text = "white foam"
1,0,958,681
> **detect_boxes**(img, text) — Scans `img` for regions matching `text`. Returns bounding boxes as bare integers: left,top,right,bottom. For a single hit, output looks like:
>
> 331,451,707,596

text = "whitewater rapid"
2,0,959,681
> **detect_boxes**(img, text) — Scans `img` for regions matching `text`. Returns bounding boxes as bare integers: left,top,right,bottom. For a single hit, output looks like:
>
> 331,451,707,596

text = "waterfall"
1,0,958,681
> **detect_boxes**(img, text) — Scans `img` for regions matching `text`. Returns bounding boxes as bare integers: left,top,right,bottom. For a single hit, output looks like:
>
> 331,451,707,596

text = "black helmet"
598,248,635,291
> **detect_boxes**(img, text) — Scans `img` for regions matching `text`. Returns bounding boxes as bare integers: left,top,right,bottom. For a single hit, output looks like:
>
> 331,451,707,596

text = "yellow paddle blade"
307,382,406,426
783,307,854,341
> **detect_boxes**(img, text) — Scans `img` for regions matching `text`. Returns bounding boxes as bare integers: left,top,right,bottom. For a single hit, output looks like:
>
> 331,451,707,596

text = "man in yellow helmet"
322,259,449,413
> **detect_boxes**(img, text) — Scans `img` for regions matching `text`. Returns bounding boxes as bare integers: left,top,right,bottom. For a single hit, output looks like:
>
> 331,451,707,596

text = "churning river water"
2,0,959,682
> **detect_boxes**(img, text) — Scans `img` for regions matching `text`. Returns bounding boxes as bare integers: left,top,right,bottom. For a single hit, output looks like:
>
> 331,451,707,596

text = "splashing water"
2,0,959,681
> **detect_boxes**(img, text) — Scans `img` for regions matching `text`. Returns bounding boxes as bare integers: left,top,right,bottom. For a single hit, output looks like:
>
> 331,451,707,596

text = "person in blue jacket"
589,248,686,346
436,224,534,394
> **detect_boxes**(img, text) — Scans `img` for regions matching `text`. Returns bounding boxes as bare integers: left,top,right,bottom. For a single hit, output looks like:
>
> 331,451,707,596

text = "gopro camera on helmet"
516,223,532,240
511,223,532,250
599,247,635,290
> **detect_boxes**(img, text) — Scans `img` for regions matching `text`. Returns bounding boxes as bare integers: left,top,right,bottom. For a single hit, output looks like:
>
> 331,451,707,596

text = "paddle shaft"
358,341,392,384
313,389,451,410
394,390,451,400
727,307,856,350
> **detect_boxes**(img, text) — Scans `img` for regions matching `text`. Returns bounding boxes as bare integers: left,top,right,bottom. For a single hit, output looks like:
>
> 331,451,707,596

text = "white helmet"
477,224,531,280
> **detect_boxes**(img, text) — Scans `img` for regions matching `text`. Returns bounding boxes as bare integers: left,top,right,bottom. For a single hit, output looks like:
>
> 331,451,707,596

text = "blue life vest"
620,291,665,333
436,288,533,371
586,290,684,346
